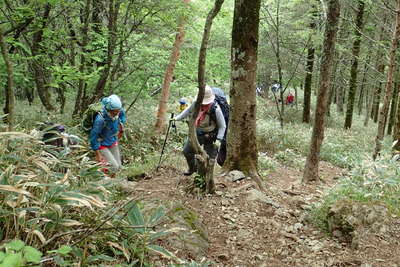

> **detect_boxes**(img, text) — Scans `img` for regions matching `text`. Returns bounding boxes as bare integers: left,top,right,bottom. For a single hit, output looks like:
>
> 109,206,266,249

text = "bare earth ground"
125,158,400,267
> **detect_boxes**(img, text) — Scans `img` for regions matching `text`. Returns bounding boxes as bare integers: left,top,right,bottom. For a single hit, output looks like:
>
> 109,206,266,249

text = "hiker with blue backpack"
89,94,126,174
173,85,228,176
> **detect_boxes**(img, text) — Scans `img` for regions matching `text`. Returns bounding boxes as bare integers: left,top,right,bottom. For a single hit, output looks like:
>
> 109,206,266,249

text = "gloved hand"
215,139,222,151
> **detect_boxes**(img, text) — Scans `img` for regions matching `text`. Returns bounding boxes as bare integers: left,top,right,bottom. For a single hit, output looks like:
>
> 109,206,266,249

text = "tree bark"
226,0,263,189
73,0,92,116
0,27,15,131
302,4,318,124
370,21,388,122
344,0,365,129
303,0,340,183
155,0,191,133
387,82,399,135
373,0,400,159
31,3,55,111
90,0,120,104
357,54,370,116
189,0,225,194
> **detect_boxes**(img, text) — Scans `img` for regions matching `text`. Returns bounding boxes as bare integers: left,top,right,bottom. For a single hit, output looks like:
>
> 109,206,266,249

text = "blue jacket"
89,108,126,150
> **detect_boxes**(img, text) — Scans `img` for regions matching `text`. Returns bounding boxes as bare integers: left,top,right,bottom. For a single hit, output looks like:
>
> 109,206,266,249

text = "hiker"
271,80,281,94
89,94,126,174
178,98,188,113
40,122,80,156
286,92,295,105
174,85,226,176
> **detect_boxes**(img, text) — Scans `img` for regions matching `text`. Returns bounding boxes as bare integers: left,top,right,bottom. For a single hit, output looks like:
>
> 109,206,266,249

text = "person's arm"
175,103,194,121
214,105,226,140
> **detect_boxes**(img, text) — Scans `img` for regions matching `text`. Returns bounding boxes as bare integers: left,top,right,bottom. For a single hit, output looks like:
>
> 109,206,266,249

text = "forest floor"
121,155,400,267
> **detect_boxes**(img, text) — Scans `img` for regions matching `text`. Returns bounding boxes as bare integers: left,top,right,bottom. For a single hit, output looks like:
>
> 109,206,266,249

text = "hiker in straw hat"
173,85,226,176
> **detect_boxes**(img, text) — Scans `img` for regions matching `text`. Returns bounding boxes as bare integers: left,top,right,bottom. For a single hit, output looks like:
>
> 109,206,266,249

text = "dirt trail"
127,159,400,267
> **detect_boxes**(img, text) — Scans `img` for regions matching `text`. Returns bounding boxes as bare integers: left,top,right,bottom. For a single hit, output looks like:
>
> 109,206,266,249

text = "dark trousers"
183,132,217,172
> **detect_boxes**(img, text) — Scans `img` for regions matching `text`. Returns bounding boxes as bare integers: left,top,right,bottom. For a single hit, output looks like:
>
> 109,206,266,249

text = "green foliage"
311,153,400,232
0,240,42,267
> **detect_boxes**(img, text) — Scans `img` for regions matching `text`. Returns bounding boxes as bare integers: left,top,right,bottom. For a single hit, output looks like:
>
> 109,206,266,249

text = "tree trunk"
189,0,225,194
358,54,370,116
303,0,340,183
73,0,92,116
302,46,315,123
302,5,318,123
373,0,400,159
393,83,400,141
0,27,15,131
226,0,263,190
90,0,120,104
387,82,399,135
370,22,388,122
31,4,54,111
344,0,365,129
155,0,191,133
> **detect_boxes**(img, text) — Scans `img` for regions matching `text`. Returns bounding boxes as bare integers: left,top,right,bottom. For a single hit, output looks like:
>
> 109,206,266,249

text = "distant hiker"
271,80,281,94
174,85,227,176
89,94,126,174
286,92,295,105
178,98,188,113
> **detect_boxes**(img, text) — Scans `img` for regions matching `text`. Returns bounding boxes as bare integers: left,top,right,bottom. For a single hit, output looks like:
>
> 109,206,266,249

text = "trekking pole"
156,113,174,171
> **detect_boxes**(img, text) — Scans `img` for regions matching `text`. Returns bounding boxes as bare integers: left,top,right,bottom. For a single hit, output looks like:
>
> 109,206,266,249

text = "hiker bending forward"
175,85,226,176
90,94,126,173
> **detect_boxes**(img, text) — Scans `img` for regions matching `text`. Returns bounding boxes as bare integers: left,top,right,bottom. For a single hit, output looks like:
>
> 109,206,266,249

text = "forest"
0,0,400,266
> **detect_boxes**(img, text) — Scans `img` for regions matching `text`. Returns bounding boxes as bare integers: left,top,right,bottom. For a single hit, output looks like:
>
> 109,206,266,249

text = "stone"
246,189,280,208
225,170,247,182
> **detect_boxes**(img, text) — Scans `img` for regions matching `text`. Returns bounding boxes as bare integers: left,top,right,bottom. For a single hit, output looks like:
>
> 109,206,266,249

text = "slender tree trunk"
188,0,225,194
226,0,263,189
393,83,400,141
303,46,315,123
358,54,370,116
303,0,340,183
302,5,317,123
90,0,120,103
31,4,54,111
0,27,15,131
370,22,388,122
73,0,91,116
344,0,365,129
387,82,399,135
155,0,191,133
373,0,400,159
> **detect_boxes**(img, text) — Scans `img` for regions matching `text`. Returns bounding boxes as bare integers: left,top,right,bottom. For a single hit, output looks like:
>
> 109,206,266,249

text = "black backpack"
40,122,66,147
209,88,229,166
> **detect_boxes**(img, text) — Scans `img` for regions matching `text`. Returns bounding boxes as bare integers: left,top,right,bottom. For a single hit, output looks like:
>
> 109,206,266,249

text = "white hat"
201,85,215,105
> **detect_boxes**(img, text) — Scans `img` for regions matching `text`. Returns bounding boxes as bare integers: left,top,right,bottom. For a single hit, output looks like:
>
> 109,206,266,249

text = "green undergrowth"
256,95,378,169
310,152,400,232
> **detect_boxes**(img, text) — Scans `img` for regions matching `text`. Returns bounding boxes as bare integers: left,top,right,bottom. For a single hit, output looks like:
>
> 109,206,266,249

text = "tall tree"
30,3,55,111
373,0,400,159
0,27,15,131
226,0,263,188
344,0,365,129
155,0,191,133
387,81,399,135
303,0,340,183
90,0,120,103
302,3,318,124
